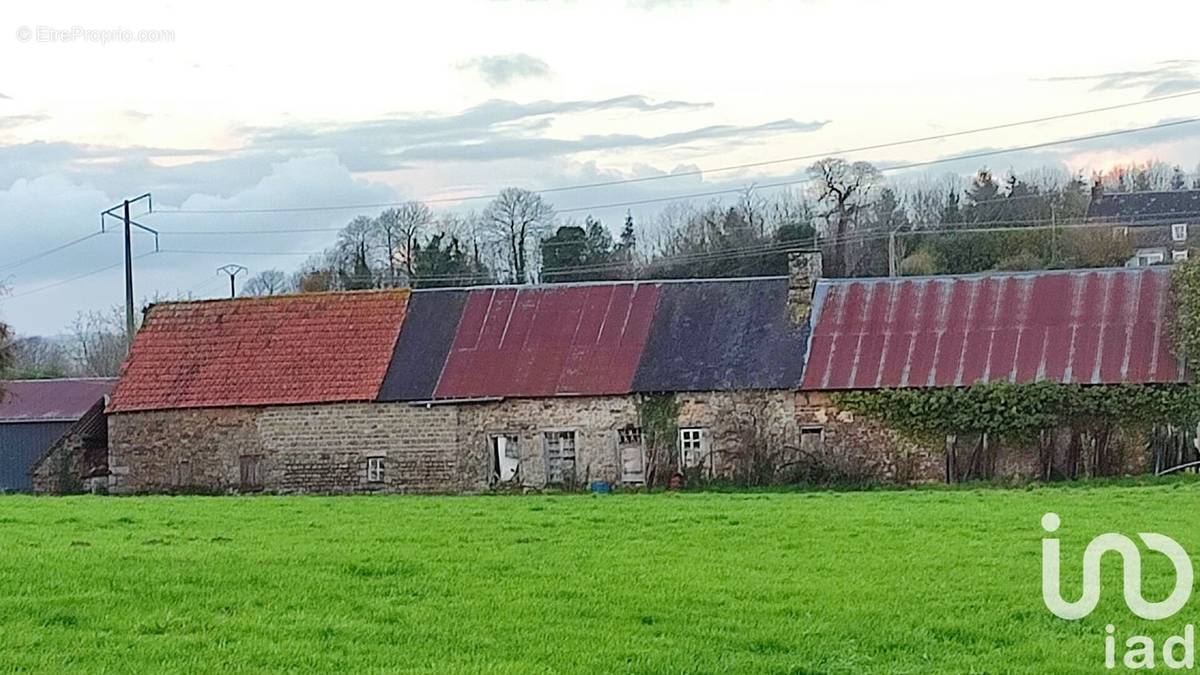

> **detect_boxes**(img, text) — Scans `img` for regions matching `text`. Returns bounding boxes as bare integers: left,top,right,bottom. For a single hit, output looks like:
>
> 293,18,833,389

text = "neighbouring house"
103,259,817,494
1086,189,1200,266
795,266,1184,482
0,378,115,493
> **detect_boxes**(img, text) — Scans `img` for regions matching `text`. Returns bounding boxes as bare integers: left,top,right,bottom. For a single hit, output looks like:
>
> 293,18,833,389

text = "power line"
148,93,1200,216
8,252,157,300
0,231,107,272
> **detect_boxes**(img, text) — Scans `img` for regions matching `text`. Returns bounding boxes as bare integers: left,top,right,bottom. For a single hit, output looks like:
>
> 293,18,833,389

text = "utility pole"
888,230,898,277
100,193,157,350
218,264,247,298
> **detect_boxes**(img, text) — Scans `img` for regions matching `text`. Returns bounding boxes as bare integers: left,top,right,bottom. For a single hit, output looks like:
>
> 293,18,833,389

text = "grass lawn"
2,481,1199,673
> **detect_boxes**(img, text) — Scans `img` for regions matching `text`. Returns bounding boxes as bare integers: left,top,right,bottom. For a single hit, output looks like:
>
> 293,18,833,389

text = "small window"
1174,250,1190,262
239,455,262,491
1173,223,1188,242
367,457,385,483
679,427,709,469
617,426,643,446
1137,251,1165,267
800,426,825,454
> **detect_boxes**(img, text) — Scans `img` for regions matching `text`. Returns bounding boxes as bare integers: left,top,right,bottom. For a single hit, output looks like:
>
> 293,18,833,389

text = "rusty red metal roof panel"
0,379,115,422
108,290,410,412
432,283,660,399
800,267,1183,390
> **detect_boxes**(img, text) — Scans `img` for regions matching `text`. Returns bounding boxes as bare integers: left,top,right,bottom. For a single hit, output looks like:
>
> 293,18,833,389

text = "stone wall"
108,392,803,493
30,400,108,495
108,402,477,495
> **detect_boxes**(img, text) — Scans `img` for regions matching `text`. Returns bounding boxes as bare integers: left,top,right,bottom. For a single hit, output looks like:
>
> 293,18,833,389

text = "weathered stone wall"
30,401,109,495
108,402,477,494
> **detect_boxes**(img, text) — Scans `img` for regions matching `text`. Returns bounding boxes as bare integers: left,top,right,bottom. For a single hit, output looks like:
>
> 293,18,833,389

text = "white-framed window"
1174,250,1190,262
543,430,578,485
1136,251,1165,267
617,426,643,446
1173,223,1189,242
367,456,386,483
679,427,709,469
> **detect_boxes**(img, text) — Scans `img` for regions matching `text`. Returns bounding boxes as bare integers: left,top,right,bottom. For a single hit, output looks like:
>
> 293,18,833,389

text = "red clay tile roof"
107,290,410,413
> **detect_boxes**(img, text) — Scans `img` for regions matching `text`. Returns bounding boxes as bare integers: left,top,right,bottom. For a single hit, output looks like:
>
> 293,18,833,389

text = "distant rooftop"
1086,189,1200,224
0,378,116,423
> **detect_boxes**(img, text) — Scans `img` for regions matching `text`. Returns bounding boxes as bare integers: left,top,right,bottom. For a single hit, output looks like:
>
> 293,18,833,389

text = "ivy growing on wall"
1172,257,1200,374
835,382,1200,480
637,393,681,487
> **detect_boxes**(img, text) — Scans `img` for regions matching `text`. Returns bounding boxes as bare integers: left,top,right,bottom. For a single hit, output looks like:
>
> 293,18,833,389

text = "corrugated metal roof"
0,379,115,423
432,283,660,398
377,289,469,401
632,278,807,392
800,267,1184,390
108,291,409,413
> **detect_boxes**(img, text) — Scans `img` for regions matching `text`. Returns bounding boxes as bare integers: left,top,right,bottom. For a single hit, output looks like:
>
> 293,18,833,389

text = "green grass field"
2,482,1199,673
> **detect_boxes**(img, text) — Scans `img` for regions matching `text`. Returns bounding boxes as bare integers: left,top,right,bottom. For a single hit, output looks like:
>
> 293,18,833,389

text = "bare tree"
808,158,883,276
335,216,380,289
241,269,292,297
482,188,555,283
69,307,130,377
376,202,432,286
0,307,11,382
7,336,71,378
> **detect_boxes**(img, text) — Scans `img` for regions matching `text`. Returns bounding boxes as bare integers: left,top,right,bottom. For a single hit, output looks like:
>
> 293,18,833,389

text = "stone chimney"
787,251,822,325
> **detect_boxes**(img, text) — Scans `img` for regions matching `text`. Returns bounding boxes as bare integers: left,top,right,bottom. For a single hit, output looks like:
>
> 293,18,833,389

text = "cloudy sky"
2,0,1200,335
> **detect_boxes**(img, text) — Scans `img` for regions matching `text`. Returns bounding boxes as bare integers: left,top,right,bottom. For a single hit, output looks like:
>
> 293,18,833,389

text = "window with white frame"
1174,250,1190,262
367,456,386,483
679,427,709,469
543,431,578,485
1173,223,1189,242
1136,251,1165,267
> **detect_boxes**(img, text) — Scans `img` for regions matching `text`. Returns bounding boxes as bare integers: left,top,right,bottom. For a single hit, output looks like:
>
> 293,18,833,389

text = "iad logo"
1042,512,1194,621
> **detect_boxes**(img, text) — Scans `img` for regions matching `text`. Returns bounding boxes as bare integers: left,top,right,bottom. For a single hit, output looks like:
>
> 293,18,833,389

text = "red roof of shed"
0,379,115,422
433,283,660,399
108,290,409,412
801,267,1184,390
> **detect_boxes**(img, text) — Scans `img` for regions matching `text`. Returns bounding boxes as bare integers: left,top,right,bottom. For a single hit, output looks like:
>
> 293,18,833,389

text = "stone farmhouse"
37,255,1185,494
99,256,817,494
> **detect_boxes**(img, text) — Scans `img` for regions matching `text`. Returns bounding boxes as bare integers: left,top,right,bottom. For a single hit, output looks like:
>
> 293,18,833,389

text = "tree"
482,188,555,283
376,202,432,286
0,317,11,383
808,158,882,276
541,217,615,283
411,233,490,289
69,307,131,377
241,269,292,296
611,211,638,278
7,336,70,379
335,216,378,290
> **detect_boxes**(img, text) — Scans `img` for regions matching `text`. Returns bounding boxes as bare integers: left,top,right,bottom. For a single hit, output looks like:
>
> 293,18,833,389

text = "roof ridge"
148,287,411,309
2,377,118,383
818,265,1164,284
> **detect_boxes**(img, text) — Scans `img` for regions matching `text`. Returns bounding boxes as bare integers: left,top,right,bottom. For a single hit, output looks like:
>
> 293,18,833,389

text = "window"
679,427,709,469
1136,251,1165,267
800,426,825,454
1173,223,1188,242
489,434,521,484
1174,250,1190,262
367,457,385,483
617,426,643,446
239,455,262,491
543,431,578,485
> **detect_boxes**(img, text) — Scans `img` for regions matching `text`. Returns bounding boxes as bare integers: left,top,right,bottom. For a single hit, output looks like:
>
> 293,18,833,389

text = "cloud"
458,53,552,87
0,92,11,100
1040,60,1200,98
0,114,48,130
239,95,821,168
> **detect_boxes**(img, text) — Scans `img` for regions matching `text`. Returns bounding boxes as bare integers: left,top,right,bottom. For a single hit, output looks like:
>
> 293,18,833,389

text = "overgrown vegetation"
1171,256,1200,374
637,393,681,487
1,486,1198,672
836,382,1200,481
